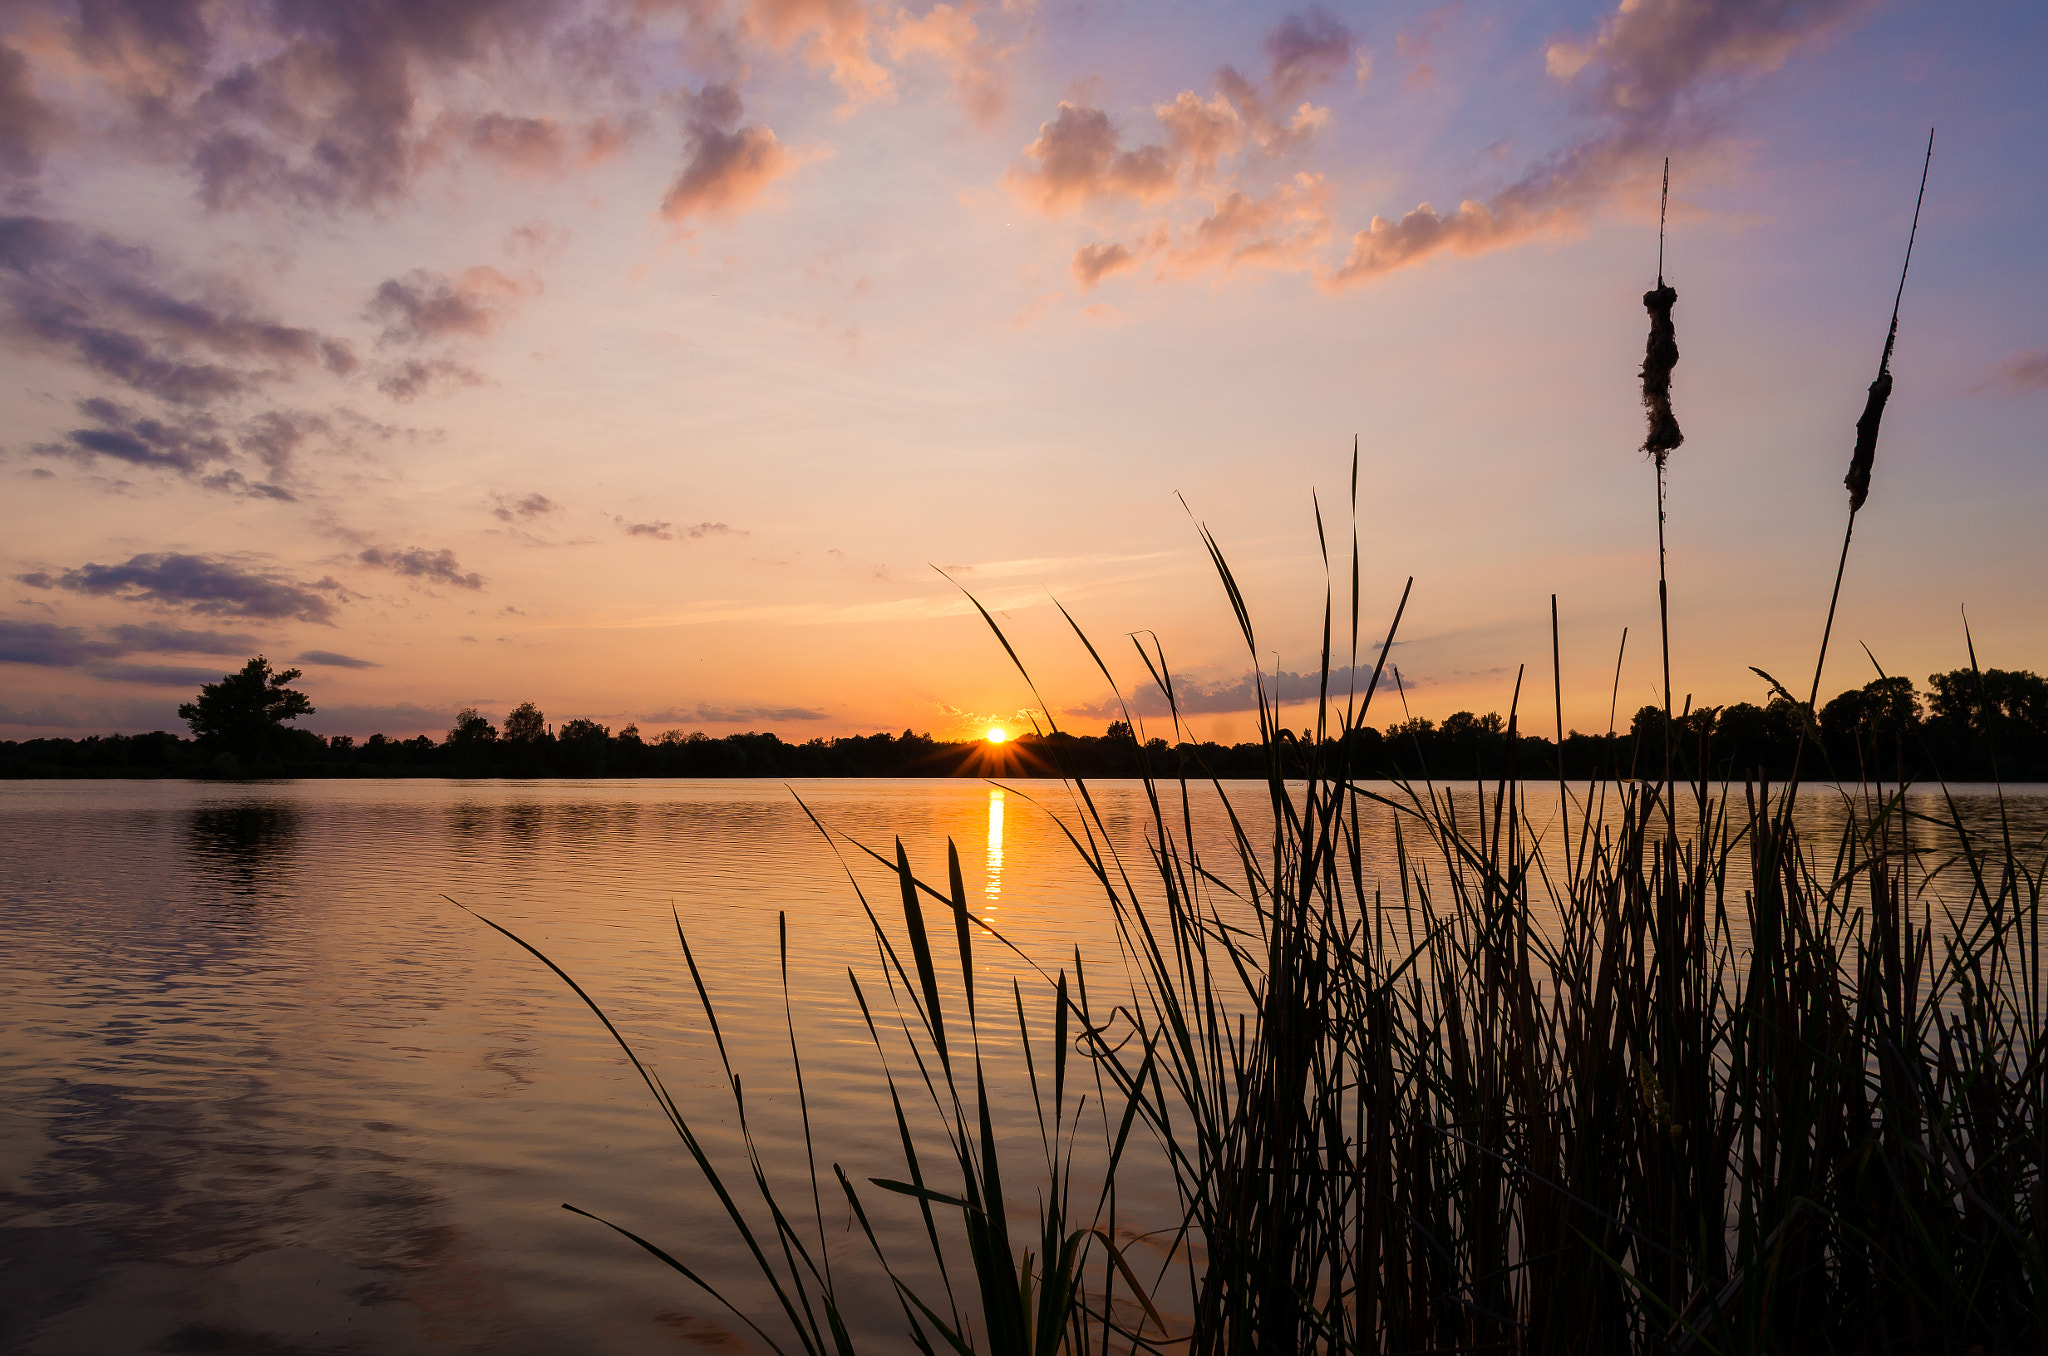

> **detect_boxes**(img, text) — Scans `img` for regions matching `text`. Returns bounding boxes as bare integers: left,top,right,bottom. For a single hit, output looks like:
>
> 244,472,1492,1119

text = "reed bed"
476,141,2041,1352
477,537,2044,1353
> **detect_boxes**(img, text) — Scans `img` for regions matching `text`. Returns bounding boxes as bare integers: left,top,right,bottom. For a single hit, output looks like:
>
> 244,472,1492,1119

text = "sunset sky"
1,0,2041,745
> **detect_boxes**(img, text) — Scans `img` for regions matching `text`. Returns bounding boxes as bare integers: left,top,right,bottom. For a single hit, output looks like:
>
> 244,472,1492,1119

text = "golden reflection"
984,788,1004,913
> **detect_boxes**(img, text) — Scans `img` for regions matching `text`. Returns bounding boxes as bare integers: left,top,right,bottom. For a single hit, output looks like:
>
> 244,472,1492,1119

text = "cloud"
0,619,114,666
660,85,805,225
1983,347,2048,393
367,266,533,346
1065,661,1398,719
1327,197,1530,281
237,409,338,479
1545,0,1856,120
376,357,490,402
491,491,560,521
30,398,323,499
1328,0,1866,287
1071,242,1136,291
1264,8,1357,100
19,553,339,623
1207,9,1353,158
1155,92,1244,181
0,216,359,492
1162,174,1331,277
91,663,225,687
0,617,264,670
0,703,84,728
0,216,354,406
357,546,485,590
1005,103,1177,213
0,44,55,179
746,0,893,108
644,702,830,724
104,622,253,655
504,221,571,259
616,517,742,541
197,468,299,501
38,397,231,473
297,649,379,668
1011,13,1348,270
111,0,597,214
107,622,261,655
888,3,1010,125
465,112,632,176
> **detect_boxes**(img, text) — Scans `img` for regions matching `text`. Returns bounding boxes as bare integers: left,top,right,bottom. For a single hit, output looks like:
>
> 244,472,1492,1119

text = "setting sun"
985,728,1008,744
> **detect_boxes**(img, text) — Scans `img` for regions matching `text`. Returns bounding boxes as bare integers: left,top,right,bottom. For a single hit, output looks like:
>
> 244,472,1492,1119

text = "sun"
985,727,1008,744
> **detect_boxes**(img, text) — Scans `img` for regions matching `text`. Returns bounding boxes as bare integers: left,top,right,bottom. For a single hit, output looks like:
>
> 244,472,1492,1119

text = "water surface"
3,777,2040,1353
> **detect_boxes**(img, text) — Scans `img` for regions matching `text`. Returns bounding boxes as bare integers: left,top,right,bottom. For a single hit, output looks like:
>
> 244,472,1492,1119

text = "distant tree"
1925,668,2048,777
1926,668,2048,738
558,718,609,743
1439,711,1504,740
1707,702,1790,778
178,657,314,760
448,708,498,746
1103,720,1136,744
503,701,547,743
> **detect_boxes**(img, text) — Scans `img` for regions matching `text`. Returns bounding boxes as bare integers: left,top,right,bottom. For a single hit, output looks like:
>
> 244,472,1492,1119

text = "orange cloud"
1005,102,1177,213
1327,198,1525,283
1070,242,1135,291
1009,12,1348,236
747,0,894,109
367,266,535,345
1154,91,1243,180
1162,173,1331,278
888,3,1012,126
1546,0,1859,119
659,85,805,224
1326,0,1868,288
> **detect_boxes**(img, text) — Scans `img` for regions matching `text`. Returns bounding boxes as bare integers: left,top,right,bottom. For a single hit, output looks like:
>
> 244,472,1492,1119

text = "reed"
471,137,2040,1352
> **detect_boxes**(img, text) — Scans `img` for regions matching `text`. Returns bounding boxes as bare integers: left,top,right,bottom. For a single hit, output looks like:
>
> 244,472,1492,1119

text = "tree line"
3,657,2045,781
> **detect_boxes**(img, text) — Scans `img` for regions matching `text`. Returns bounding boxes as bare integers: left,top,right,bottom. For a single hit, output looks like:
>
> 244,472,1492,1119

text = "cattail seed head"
1845,368,1892,512
1640,283,1682,468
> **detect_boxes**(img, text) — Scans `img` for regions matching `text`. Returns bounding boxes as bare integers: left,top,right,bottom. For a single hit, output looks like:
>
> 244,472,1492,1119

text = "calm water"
3,778,2042,1354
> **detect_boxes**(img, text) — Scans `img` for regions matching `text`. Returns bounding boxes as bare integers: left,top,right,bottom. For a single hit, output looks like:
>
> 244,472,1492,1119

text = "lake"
3,777,2041,1353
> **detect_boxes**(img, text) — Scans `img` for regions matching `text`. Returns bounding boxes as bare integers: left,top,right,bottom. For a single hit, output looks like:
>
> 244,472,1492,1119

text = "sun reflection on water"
984,788,1004,916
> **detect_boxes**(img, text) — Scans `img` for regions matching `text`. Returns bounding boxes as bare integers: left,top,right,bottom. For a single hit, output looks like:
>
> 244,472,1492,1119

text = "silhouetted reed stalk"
1799,130,1936,771
470,137,2040,1351
1642,159,1683,838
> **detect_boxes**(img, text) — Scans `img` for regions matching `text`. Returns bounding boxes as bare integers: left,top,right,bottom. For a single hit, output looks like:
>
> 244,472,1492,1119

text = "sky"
0,0,2042,747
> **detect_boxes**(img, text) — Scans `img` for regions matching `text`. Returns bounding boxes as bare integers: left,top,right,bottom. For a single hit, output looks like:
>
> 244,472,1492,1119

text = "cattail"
1844,368,1890,511
1640,282,1682,466
1640,159,1682,467
1844,131,1931,513
1798,130,1934,752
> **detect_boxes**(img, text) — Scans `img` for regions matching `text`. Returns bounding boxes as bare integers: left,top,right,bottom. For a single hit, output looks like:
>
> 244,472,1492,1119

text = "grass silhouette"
472,139,2042,1352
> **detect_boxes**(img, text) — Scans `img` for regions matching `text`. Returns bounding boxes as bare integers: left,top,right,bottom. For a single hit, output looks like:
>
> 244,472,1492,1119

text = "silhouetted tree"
1926,668,2048,777
556,718,610,774
448,708,498,745
503,701,547,743
446,708,498,772
178,657,314,762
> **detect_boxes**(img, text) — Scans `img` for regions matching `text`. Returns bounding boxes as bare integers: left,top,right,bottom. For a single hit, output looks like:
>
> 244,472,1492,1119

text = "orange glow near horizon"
985,727,1008,743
